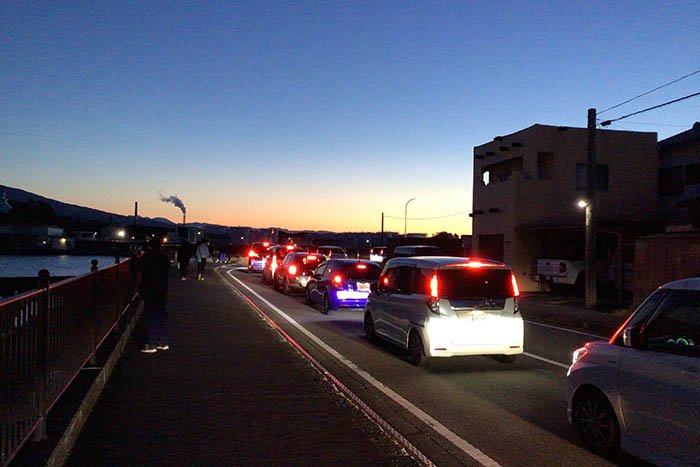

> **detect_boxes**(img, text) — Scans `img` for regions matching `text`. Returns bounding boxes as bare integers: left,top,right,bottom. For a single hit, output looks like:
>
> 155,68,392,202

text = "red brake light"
382,276,389,285
307,255,317,261
511,272,520,297
286,245,295,250
430,274,438,298
288,264,297,275
248,250,259,258
333,274,342,285
356,264,367,269
263,242,270,247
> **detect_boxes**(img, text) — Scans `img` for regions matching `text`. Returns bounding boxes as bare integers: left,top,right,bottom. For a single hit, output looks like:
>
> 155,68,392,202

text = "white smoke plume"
159,192,186,214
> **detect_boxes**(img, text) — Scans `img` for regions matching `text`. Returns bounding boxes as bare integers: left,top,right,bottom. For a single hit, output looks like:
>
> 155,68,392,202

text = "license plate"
357,282,370,292
456,310,487,320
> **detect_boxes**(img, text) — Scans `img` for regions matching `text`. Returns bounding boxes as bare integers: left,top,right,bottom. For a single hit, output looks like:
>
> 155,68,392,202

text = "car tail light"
559,262,567,274
248,250,259,258
511,272,520,297
332,274,343,288
307,255,317,261
288,264,297,275
263,242,270,247
285,245,295,250
430,274,438,298
425,273,440,315
271,256,278,275
356,264,367,269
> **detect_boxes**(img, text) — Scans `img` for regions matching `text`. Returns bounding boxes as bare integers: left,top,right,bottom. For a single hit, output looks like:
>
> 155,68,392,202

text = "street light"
577,199,597,309
404,197,416,237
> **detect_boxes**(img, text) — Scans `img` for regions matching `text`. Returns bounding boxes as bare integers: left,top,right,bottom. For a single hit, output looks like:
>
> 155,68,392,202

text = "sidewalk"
63,266,417,466
518,293,632,337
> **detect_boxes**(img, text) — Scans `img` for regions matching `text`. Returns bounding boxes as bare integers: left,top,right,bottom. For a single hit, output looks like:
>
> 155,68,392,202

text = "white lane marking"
226,270,501,467
523,319,608,340
522,352,569,370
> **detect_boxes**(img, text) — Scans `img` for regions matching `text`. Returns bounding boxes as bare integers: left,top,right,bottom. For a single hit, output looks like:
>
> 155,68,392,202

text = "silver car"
364,256,523,365
567,278,700,465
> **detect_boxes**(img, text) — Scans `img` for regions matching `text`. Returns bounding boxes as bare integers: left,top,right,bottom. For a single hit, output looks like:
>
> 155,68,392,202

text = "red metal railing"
0,259,138,466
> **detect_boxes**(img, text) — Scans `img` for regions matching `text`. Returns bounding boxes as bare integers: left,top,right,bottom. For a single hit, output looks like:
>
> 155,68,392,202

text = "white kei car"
567,277,700,465
364,257,523,366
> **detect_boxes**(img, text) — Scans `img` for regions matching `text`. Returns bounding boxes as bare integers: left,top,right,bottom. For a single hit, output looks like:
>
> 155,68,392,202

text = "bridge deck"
66,264,413,465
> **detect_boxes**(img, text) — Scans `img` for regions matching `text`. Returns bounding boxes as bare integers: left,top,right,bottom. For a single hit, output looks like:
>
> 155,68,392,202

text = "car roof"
325,258,377,265
385,256,510,269
659,277,700,291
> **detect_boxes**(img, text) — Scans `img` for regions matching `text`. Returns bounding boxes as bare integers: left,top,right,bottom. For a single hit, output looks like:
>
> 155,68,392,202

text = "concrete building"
658,122,700,227
472,124,658,292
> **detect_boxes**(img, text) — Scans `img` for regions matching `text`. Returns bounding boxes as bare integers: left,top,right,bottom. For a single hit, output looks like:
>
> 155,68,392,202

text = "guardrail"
0,259,139,466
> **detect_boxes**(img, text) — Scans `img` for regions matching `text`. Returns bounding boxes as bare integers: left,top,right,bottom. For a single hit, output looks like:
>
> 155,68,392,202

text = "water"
0,255,120,278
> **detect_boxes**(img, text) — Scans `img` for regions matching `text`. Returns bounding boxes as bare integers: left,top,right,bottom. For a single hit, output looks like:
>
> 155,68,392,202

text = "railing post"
34,280,50,442
89,271,98,366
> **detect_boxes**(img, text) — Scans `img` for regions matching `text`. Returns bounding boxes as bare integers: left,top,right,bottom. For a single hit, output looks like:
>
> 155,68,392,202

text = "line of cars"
244,241,699,464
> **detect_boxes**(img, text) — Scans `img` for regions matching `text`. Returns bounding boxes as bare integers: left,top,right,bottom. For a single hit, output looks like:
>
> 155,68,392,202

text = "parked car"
262,244,296,284
247,241,272,273
369,246,388,263
364,257,522,366
313,245,348,259
305,259,381,314
567,277,700,465
273,252,325,294
391,244,444,258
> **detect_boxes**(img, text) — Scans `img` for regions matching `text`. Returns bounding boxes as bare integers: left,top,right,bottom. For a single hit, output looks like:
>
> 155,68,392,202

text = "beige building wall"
472,124,658,291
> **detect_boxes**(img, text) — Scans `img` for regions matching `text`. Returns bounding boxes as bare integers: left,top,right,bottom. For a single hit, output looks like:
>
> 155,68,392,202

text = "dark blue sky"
2,1,699,234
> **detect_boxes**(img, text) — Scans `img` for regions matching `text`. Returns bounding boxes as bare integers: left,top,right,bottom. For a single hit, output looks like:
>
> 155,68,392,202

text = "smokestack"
183,213,186,225
134,201,139,225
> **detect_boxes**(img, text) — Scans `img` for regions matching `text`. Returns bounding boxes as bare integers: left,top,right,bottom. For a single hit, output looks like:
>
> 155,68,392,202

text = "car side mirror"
623,326,643,348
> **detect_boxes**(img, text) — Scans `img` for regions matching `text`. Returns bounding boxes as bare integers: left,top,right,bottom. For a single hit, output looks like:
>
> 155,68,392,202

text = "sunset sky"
2,1,699,236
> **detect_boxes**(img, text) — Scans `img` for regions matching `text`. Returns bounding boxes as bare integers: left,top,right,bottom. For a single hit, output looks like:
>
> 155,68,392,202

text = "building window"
482,170,490,186
686,163,700,185
576,163,609,191
537,152,553,180
659,166,684,195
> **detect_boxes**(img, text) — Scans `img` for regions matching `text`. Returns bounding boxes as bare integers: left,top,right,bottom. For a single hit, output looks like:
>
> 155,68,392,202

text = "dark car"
262,244,296,284
273,252,325,294
247,241,273,273
304,259,382,314
312,245,348,259
391,245,445,258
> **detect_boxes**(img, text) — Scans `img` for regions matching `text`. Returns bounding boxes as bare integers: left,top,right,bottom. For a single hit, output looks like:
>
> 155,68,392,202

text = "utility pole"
381,212,384,245
585,108,598,309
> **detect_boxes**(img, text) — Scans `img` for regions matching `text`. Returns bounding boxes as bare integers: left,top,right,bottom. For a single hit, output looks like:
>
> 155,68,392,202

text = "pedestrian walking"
138,237,171,353
195,239,210,281
177,240,194,280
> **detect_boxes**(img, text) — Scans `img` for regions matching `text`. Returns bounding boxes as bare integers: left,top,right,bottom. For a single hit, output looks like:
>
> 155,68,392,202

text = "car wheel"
493,354,517,363
304,287,312,305
407,330,428,366
273,276,280,290
283,277,291,295
322,294,332,315
364,312,377,342
573,392,620,456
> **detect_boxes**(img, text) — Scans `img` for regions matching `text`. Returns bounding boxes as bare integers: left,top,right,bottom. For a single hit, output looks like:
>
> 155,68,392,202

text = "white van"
364,256,523,365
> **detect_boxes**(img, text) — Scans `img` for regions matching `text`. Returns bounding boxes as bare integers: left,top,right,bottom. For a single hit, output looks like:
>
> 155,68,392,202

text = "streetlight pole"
404,197,416,237
585,108,598,309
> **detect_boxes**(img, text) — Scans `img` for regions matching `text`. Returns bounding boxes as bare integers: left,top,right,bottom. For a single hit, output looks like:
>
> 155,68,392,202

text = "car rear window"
438,268,514,299
298,255,323,271
338,263,381,280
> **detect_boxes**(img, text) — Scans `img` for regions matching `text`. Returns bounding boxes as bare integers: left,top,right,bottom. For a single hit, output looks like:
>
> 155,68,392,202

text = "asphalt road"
219,264,626,467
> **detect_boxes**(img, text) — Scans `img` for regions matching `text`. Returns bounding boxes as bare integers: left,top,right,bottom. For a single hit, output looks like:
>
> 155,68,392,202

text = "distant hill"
1,185,176,228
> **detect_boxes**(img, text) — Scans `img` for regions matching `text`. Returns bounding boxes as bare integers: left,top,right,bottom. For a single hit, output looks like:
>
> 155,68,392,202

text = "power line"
599,68,700,115
600,90,700,127
384,210,469,221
